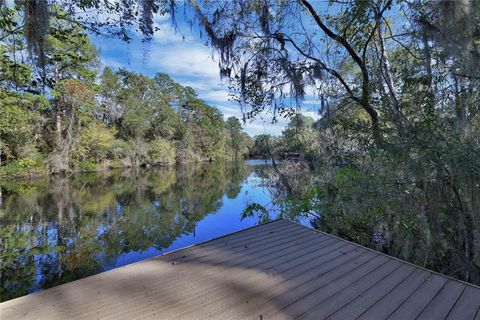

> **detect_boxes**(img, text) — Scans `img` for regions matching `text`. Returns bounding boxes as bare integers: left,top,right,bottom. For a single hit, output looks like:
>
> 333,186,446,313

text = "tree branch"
278,33,360,103
299,0,379,136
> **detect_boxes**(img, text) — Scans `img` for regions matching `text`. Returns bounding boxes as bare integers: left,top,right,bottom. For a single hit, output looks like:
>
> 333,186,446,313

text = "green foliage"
0,105,31,159
71,160,102,172
75,123,116,162
281,114,317,155
108,140,131,160
0,10,252,177
0,45,31,89
241,203,270,224
148,138,176,165
226,116,252,159
0,157,48,179
45,21,99,82
0,90,48,161
250,115,318,160
250,134,278,156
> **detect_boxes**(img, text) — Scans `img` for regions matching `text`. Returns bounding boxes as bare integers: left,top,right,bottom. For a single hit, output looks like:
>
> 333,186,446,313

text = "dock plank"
416,280,468,320
153,239,346,320
299,259,402,319
1,219,479,320
447,286,480,320
265,254,389,319
357,268,432,319
387,274,448,319
327,263,416,320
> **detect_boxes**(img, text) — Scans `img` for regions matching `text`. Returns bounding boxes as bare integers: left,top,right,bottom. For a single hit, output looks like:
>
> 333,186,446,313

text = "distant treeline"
249,115,316,162
0,7,252,178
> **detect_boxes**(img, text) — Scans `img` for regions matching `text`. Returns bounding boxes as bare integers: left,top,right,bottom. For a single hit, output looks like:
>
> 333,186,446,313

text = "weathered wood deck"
1,219,479,320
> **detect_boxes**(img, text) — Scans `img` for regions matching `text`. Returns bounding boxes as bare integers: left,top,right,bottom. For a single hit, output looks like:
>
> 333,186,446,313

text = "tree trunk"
453,75,467,134
56,112,62,148
421,27,435,115
378,21,404,136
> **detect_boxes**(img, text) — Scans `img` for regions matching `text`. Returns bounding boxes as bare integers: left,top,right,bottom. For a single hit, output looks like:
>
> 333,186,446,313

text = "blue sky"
90,14,320,137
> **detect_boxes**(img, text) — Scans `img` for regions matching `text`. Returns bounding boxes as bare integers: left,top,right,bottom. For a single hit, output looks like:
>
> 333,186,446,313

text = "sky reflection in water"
0,160,304,302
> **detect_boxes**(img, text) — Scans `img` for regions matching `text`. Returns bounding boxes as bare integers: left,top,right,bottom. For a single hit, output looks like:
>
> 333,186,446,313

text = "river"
2,159,479,302
0,160,293,302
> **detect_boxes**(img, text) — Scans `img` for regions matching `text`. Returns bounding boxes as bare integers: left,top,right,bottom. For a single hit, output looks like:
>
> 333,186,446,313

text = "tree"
0,5,101,174
282,115,316,155
98,67,122,126
75,122,116,163
251,134,280,158
148,138,176,165
49,79,96,172
226,116,250,159
1,1,175,68
0,104,31,160
0,90,48,166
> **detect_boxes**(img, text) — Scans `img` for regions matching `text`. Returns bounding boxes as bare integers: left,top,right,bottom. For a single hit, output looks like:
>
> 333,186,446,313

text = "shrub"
108,139,131,160
76,123,116,162
46,153,70,173
129,139,149,166
0,105,32,159
0,157,47,178
109,160,122,168
71,159,101,172
175,147,202,164
148,138,176,165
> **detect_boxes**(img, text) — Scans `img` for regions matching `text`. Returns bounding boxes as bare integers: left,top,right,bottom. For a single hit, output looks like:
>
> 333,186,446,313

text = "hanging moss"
139,0,159,40
22,0,49,67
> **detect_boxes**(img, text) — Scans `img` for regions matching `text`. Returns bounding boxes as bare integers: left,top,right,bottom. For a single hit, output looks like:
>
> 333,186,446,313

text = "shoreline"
0,158,250,181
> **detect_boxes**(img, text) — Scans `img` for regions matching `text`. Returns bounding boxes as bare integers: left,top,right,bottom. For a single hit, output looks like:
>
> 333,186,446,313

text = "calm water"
0,160,298,302
3,160,478,302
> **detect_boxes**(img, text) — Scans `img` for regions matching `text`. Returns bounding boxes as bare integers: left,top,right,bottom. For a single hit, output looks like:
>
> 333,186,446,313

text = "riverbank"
0,156,235,180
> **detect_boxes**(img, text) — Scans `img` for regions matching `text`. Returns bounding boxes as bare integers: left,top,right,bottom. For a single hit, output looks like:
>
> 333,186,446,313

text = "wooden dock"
1,219,479,319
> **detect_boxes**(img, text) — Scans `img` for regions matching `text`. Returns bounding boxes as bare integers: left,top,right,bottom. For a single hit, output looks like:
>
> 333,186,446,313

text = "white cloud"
201,90,232,103
99,57,124,70
91,16,297,137
152,25,187,42
152,19,194,43
301,110,321,120
244,119,286,137
148,45,218,80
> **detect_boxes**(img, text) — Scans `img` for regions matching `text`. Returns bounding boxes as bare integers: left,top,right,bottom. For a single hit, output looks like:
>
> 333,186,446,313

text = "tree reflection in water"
0,161,271,301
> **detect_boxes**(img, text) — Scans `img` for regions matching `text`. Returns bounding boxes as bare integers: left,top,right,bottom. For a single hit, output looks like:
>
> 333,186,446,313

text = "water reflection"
0,161,277,302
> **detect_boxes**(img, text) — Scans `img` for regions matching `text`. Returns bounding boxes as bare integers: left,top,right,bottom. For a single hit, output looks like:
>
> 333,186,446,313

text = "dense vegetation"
0,6,251,178
1,0,480,285
250,114,317,160
237,1,480,284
